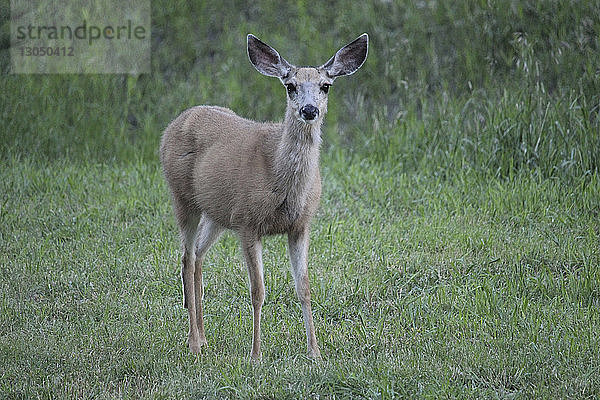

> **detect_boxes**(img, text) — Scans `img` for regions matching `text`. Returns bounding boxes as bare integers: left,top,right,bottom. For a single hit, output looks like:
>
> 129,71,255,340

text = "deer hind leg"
241,233,264,361
179,212,203,353
193,214,224,347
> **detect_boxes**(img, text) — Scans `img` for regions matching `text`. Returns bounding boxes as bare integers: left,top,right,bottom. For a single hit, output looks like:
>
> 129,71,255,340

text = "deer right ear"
321,33,368,78
247,34,292,79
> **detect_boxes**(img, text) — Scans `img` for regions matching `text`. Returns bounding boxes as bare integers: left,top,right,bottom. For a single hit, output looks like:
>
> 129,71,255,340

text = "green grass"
1,0,600,398
1,158,598,398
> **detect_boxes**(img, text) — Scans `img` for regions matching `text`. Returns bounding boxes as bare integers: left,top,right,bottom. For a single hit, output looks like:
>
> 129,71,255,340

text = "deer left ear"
321,33,368,79
247,34,293,79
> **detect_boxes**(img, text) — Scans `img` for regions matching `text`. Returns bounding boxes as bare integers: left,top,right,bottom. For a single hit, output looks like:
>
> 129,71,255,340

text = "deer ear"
321,33,368,78
247,34,293,79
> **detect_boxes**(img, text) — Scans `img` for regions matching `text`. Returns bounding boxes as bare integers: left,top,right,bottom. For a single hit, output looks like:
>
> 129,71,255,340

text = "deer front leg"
288,228,321,359
242,234,264,361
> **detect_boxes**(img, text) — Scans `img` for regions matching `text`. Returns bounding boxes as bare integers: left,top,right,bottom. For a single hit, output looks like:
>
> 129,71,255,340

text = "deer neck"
272,108,322,207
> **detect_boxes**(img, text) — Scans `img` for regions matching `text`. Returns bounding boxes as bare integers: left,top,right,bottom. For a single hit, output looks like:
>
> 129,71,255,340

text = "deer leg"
193,215,223,347
288,229,321,359
180,215,202,353
241,234,264,361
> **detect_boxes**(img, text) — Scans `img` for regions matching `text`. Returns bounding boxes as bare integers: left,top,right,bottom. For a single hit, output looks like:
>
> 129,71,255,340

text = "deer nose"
300,104,319,121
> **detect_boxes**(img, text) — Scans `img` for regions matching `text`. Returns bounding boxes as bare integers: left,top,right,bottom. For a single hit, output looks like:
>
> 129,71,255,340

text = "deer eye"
320,83,331,93
285,83,297,95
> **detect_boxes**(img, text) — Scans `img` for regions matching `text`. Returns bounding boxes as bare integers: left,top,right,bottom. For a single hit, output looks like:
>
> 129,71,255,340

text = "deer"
160,33,368,360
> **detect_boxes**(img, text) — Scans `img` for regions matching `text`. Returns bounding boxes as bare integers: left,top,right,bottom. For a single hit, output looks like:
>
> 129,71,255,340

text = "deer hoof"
308,347,322,360
188,336,207,354
250,351,262,363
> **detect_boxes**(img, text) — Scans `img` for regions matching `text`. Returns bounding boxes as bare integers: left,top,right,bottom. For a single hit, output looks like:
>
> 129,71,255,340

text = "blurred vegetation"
1,0,599,180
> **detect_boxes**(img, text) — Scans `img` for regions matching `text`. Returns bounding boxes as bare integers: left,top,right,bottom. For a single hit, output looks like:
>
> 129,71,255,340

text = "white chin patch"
297,116,318,125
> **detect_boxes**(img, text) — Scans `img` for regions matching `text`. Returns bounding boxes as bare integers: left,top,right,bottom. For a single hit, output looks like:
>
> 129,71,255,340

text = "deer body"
161,105,322,236
160,34,368,360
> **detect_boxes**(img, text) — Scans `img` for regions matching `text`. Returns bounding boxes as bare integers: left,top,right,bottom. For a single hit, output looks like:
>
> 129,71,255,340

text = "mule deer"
160,33,368,360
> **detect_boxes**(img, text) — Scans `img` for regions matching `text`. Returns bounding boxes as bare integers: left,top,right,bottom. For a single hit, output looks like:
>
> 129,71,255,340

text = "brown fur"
159,34,368,360
160,105,321,237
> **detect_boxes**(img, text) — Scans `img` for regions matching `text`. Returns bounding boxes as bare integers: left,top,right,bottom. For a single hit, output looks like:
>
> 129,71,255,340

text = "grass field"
1,1,600,399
